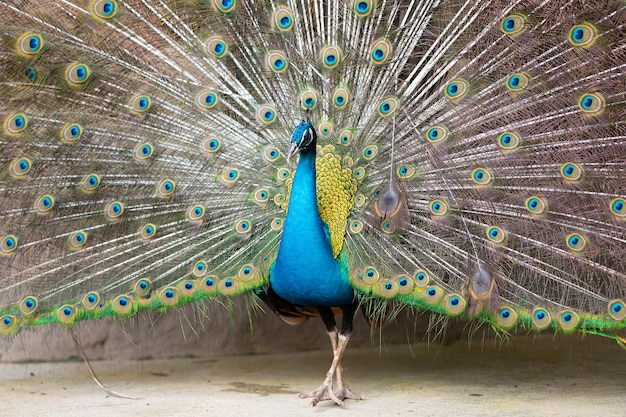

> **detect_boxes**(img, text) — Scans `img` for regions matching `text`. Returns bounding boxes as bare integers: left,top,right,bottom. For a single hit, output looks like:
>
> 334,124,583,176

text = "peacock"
1,0,626,407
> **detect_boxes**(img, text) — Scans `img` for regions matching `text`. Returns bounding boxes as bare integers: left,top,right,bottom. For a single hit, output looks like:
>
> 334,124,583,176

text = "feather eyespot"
370,38,392,64
505,73,530,92
157,179,176,197
17,32,44,56
471,168,493,186
266,50,288,73
560,163,584,182
353,0,373,17
57,305,77,323
568,23,597,48
425,126,448,144
139,223,157,240
188,205,205,223
81,174,101,192
69,231,87,250
65,63,91,87
414,270,429,287
192,261,208,277
377,97,398,117
105,201,124,220
90,0,117,19
566,233,587,252
338,129,353,145
272,6,294,32
10,157,32,177
35,194,54,214
320,45,343,69
206,36,229,59
610,198,625,219
20,296,39,315
333,87,350,109
578,92,605,115
608,300,626,321
4,113,28,136
113,295,133,314
213,0,236,13
196,91,218,109
257,105,277,124
531,308,552,330
299,89,318,110
525,196,547,216
61,123,83,143
500,14,527,36
134,142,154,160
429,199,449,217
444,79,469,101
82,292,101,310
130,95,152,113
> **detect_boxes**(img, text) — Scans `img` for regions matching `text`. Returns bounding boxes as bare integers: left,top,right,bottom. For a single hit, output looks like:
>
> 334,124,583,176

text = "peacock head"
287,120,317,162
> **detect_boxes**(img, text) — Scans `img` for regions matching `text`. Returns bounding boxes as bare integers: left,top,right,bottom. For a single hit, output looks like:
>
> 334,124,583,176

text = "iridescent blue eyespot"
472,168,493,186
91,0,118,19
321,45,343,69
370,38,392,64
566,233,587,252
578,92,605,115
20,296,39,315
610,198,625,219
105,201,124,220
425,126,448,144
500,14,527,36
213,0,235,13
80,174,100,192
608,300,626,320
272,6,294,31
66,63,91,86
506,73,530,91
568,23,597,48
444,79,469,100
486,226,506,244
377,97,398,118
300,89,318,110
157,179,176,197
1,235,18,254
25,66,37,81
196,91,218,109
61,123,83,143
10,157,32,177
17,32,44,56
206,36,229,58
139,223,157,240
235,219,251,234
4,113,29,136
354,0,372,17
361,266,380,284
560,163,584,182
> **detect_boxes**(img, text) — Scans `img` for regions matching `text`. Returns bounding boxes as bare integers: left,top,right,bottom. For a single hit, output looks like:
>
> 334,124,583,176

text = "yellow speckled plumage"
281,145,357,259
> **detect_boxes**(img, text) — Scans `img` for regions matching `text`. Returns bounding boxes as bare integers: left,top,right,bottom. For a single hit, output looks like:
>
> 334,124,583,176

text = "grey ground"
1,304,625,416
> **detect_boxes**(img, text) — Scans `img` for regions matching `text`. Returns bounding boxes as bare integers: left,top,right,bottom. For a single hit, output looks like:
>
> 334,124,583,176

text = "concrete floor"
2,334,625,417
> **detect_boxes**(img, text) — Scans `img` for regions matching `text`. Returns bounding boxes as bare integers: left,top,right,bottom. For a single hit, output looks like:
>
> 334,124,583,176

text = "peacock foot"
299,385,362,406
299,369,363,406
299,383,342,406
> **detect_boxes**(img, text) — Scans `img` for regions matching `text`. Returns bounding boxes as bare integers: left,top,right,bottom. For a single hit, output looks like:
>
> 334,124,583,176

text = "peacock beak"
287,142,300,163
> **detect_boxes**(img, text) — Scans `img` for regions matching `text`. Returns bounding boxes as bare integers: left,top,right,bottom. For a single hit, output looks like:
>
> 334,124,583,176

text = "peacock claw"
299,383,342,406
300,384,363,407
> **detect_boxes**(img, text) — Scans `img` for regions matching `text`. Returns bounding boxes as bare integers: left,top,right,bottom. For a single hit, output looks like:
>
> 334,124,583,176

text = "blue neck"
270,150,354,307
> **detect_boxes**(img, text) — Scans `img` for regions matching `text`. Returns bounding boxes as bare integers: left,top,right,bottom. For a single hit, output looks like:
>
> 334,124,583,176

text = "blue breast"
270,150,355,307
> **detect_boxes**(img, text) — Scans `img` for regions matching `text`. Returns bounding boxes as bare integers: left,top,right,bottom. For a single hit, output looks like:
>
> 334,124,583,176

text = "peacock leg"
299,305,362,406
